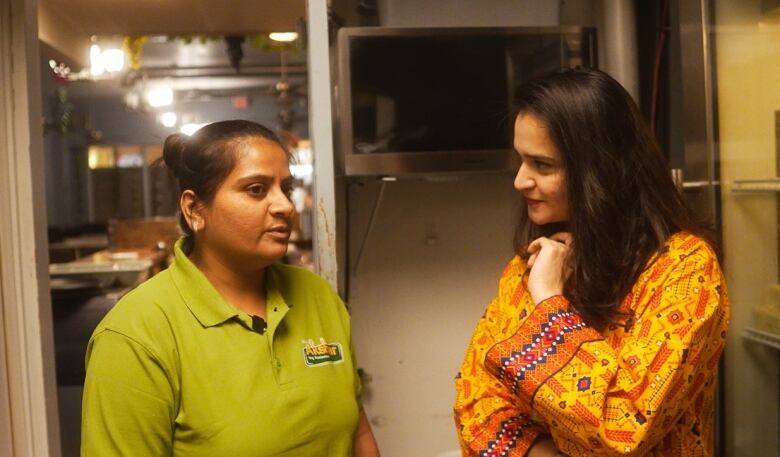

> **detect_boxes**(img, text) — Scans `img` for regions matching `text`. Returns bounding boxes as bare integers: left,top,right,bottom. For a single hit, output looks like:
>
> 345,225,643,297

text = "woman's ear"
180,190,203,232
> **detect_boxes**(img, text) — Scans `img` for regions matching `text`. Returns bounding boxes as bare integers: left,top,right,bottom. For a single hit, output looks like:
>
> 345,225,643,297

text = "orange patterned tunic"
454,232,729,456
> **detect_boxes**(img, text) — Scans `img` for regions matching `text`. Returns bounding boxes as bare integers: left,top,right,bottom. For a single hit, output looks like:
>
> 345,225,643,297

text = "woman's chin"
528,214,553,226
248,244,289,264
265,249,289,262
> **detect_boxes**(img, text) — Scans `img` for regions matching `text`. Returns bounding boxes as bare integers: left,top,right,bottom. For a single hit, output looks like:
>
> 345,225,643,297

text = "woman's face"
198,137,295,266
513,113,569,225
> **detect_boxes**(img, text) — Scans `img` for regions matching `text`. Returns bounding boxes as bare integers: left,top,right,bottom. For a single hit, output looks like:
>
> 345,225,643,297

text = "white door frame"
306,0,340,291
0,0,62,455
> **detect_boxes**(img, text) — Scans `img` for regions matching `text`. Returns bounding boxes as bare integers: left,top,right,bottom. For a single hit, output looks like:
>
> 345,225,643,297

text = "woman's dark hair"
160,120,290,252
513,68,711,330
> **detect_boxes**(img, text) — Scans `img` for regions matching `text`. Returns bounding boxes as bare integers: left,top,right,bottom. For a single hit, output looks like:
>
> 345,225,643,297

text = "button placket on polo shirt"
266,298,292,386
264,270,292,387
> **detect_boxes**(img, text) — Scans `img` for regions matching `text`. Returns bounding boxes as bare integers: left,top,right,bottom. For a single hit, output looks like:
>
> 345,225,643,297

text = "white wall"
349,175,517,457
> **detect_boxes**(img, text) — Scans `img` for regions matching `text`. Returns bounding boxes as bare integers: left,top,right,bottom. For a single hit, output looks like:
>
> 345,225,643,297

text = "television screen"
338,27,596,176
349,35,511,154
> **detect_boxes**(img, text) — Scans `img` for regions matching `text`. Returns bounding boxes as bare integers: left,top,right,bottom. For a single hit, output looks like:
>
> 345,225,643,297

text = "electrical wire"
650,0,670,136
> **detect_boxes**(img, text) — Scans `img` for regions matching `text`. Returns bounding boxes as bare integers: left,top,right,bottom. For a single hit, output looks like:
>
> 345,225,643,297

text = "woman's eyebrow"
517,151,557,162
235,174,273,185
235,174,295,186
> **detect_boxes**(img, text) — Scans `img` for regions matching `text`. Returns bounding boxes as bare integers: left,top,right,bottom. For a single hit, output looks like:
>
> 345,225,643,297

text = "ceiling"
38,0,306,66
118,37,308,98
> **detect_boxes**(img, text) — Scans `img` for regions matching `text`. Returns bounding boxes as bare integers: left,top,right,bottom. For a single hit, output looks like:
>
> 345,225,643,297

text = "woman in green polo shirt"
81,120,380,456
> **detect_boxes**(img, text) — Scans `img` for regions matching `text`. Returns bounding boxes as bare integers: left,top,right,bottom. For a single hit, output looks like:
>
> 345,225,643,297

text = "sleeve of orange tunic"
486,238,729,455
454,259,547,456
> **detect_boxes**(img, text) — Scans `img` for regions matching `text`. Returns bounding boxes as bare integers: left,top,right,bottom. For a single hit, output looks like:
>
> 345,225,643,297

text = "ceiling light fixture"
90,44,105,76
160,112,178,128
146,88,174,107
101,49,125,73
89,43,125,77
269,32,298,42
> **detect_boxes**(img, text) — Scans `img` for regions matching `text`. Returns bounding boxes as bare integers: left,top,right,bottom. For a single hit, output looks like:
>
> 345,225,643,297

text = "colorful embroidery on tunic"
454,233,729,457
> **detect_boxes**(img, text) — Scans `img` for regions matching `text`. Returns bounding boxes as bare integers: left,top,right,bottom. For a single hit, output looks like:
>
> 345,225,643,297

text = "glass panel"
713,2,780,455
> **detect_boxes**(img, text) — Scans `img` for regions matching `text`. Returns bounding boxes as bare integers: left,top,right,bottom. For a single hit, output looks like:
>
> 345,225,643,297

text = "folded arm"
486,246,728,455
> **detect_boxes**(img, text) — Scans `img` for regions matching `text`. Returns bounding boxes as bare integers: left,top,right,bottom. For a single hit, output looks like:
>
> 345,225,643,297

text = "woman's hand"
527,435,566,457
527,232,572,304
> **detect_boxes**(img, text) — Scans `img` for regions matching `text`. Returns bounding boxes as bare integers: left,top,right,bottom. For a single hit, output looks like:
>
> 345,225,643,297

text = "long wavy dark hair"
513,68,710,330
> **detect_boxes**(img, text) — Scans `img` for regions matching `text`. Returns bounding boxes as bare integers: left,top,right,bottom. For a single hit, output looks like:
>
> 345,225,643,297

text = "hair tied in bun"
162,133,189,178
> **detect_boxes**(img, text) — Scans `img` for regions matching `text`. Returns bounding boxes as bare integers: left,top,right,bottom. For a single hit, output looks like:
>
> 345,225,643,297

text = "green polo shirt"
81,240,361,456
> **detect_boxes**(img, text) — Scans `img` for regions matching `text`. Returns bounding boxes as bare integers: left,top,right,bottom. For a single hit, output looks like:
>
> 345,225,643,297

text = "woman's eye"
247,184,267,195
535,161,552,171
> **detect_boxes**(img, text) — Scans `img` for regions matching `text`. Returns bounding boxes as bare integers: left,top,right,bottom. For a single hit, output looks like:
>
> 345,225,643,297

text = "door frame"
0,0,62,455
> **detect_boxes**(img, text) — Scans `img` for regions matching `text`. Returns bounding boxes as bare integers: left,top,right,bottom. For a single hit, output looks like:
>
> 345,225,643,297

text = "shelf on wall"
732,178,780,193
742,326,780,350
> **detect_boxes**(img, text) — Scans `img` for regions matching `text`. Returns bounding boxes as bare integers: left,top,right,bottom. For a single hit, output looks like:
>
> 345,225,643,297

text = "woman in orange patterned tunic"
454,68,729,457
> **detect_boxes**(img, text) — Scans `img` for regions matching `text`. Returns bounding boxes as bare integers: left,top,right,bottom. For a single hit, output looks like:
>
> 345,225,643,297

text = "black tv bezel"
336,26,597,177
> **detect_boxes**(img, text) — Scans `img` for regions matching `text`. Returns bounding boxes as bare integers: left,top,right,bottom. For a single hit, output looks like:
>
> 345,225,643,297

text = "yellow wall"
715,0,780,455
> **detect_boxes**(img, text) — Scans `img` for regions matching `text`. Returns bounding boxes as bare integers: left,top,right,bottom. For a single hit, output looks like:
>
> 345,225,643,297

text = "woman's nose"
270,189,295,217
514,165,534,191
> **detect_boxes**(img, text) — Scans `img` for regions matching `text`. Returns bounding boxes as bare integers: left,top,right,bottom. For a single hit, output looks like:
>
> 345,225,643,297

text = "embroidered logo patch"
302,337,344,367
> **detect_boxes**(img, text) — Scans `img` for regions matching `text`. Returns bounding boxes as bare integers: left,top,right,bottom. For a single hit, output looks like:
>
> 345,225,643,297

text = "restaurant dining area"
2,0,780,456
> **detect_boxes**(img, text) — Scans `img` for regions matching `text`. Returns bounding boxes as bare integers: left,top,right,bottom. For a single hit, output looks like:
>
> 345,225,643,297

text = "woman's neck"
189,245,269,318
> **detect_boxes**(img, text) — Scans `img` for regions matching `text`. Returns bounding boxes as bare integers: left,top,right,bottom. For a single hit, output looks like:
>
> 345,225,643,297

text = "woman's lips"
265,228,291,240
525,198,542,207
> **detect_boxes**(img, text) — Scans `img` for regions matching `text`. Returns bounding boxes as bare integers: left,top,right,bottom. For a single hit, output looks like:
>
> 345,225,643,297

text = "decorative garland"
123,35,148,71
121,34,301,71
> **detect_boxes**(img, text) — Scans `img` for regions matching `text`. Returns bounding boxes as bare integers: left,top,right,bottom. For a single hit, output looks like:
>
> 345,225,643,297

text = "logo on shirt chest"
301,337,344,367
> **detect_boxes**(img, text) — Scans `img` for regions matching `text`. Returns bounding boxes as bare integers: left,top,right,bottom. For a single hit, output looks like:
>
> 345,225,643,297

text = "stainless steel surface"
671,168,684,192
678,0,720,227
732,178,780,193
336,26,596,177
684,180,720,189
344,150,518,177
49,259,153,287
121,65,306,89
601,0,639,102
337,25,594,39
678,3,723,456
671,169,717,191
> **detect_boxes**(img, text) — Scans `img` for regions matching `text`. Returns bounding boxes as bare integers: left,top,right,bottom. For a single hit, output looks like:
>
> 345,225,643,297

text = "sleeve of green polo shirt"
81,329,175,456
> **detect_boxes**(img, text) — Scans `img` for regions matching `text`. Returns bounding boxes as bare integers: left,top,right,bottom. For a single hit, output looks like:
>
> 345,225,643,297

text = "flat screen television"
336,26,597,176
